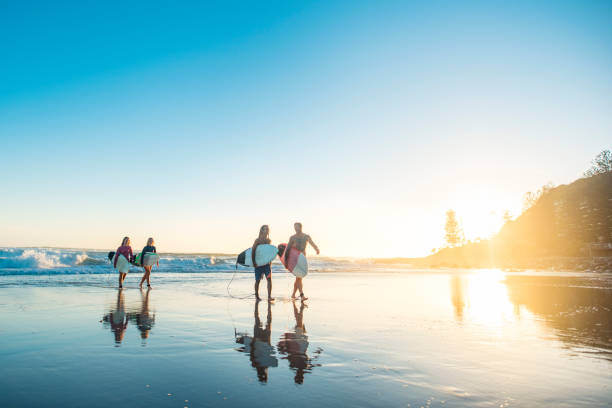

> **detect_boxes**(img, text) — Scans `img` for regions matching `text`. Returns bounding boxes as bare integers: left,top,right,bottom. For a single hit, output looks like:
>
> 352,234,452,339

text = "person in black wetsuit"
252,225,274,301
285,222,319,300
139,237,157,289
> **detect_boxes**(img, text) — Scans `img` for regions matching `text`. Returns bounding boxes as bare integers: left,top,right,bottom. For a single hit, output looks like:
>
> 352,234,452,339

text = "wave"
0,247,374,276
0,248,74,269
0,247,238,275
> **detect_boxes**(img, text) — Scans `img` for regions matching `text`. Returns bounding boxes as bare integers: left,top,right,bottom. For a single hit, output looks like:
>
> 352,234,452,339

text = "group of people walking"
112,222,318,300
251,222,318,301
113,237,157,289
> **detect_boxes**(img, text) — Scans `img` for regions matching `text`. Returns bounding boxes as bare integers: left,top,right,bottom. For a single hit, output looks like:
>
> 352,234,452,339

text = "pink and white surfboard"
278,243,308,278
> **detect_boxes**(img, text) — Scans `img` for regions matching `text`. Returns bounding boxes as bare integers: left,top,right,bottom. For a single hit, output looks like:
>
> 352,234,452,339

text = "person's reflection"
277,300,317,384
235,300,278,382
103,289,128,345
450,275,467,321
134,288,155,342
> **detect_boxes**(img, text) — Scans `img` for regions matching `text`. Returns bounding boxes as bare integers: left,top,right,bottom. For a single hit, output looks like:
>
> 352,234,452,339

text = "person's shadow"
235,300,278,383
277,300,321,384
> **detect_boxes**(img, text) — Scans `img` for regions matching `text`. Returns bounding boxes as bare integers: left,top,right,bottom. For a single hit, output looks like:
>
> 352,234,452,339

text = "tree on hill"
583,149,611,177
444,209,464,248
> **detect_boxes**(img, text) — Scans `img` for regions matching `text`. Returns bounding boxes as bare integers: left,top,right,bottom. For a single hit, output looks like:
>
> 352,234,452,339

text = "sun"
453,195,519,241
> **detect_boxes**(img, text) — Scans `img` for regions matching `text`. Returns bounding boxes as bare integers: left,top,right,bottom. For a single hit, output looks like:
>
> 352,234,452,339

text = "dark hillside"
422,172,612,270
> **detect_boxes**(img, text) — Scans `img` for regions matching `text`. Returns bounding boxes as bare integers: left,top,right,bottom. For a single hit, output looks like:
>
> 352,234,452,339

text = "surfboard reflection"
277,300,321,384
235,300,278,383
101,288,156,346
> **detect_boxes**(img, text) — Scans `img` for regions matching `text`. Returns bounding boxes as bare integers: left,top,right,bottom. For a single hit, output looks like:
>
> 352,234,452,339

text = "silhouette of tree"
583,149,611,177
444,209,464,248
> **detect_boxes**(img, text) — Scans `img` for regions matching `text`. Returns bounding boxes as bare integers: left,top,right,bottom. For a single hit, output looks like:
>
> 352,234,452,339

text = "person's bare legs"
297,277,307,300
292,279,299,299
119,272,127,288
139,266,152,288
267,276,274,301
255,277,262,300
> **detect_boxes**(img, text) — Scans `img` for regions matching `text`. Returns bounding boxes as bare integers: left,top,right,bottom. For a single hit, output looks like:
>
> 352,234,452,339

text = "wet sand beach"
1,270,611,407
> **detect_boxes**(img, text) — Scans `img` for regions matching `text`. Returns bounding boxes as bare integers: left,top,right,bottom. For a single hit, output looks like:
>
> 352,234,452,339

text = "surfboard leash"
226,263,255,300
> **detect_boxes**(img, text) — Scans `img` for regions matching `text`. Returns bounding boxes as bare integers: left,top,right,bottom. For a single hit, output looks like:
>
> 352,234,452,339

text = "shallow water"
0,269,611,407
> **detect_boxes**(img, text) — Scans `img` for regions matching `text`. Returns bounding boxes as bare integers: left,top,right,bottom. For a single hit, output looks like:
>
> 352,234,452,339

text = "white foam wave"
0,247,371,276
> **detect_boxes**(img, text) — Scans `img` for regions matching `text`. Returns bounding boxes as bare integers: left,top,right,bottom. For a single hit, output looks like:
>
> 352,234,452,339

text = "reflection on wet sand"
102,288,156,345
103,289,128,345
277,301,321,384
450,275,467,322
504,275,612,360
132,288,156,341
235,300,278,383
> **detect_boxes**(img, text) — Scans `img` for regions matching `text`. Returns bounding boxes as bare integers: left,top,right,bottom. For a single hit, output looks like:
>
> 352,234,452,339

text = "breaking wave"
0,247,373,277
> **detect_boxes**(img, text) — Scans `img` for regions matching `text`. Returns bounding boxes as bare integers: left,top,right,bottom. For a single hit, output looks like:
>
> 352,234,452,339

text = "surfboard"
236,244,278,267
135,252,159,267
112,253,131,273
278,243,308,278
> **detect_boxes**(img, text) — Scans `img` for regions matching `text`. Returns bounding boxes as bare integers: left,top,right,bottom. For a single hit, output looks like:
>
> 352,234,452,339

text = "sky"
0,0,611,257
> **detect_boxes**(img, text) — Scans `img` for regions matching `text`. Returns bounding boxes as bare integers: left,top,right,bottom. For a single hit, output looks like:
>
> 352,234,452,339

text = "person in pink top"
114,236,133,288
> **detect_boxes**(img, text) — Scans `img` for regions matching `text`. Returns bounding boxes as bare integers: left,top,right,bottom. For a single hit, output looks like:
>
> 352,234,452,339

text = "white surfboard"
144,253,159,267
113,253,130,273
137,252,159,267
237,244,278,267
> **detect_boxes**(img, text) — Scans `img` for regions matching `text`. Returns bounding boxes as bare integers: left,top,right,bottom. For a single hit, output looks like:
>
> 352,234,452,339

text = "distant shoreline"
372,255,612,273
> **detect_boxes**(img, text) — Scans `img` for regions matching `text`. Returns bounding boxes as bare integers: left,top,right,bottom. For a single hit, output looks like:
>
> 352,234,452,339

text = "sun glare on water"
456,270,517,331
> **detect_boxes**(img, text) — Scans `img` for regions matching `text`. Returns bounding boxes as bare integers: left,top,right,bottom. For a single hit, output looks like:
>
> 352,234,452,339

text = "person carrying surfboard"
285,223,319,300
252,225,274,301
114,236,133,289
138,237,158,289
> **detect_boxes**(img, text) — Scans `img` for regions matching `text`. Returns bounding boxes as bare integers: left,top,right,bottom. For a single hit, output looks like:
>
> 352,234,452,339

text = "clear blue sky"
1,1,610,256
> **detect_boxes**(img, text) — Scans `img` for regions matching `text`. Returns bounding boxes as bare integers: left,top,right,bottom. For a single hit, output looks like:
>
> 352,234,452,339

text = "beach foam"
0,247,371,276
